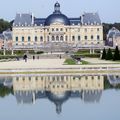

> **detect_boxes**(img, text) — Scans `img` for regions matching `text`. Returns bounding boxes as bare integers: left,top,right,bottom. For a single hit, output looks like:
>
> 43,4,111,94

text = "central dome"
45,2,70,26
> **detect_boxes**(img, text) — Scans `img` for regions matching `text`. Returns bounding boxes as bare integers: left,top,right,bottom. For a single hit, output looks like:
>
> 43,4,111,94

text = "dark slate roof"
13,12,101,26
82,13,101,25
82,90,102,103
108,75,120,85
34,18,46,26
15,91,34,104
107,27,120,38
69,18,81,25
44,13,70,26
13,14,32,26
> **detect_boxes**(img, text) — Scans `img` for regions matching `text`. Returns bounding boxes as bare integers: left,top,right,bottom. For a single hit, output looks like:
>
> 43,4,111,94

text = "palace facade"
12,2,103,52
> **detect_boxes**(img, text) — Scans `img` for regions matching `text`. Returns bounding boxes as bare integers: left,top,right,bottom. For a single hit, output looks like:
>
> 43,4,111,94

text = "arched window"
60,36,63,41
78,36,81,41
40,36,43,41
56,36,59,41
72,36,75,41
28,36,31,42
35,36,37,42
97,35,100,40
22,36,24,42
52,36,55,41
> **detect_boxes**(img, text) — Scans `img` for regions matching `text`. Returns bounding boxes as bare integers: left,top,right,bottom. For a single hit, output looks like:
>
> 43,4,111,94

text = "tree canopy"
0,19,12,33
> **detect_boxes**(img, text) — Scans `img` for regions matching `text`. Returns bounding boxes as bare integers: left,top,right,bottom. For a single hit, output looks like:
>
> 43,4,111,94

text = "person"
23,54,27,62
16,56,19,61
59,54,61,59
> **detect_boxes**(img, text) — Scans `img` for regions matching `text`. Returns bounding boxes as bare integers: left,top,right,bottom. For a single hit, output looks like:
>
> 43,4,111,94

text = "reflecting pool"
0,73,120,120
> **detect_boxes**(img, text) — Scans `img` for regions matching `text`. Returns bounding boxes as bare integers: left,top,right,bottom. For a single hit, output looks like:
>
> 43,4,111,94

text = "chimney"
32,13,34,25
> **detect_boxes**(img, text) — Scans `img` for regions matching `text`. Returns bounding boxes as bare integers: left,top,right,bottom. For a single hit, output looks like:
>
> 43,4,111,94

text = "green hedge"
72,54,100,58
0,55,23,60
36,51,44,54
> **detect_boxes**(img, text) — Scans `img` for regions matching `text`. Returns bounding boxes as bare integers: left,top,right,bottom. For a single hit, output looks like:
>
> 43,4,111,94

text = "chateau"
12,2,103,52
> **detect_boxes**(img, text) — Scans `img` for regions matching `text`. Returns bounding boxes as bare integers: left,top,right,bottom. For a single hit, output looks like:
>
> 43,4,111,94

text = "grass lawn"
64,58,90,65
64,58,76,65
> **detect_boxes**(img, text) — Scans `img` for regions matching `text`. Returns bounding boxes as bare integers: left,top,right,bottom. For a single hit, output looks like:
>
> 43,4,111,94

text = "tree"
106,48,113,60
113,46,120,61
0,19,11,33
101,48,106,59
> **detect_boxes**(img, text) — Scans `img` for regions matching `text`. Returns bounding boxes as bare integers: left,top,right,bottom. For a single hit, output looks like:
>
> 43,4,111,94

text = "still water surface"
0,73,120,120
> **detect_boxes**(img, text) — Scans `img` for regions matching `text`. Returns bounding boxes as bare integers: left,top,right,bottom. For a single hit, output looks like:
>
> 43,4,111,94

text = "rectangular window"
65,36,68,41
97,28,100,32
85,28,87,32
85,36,87,40
72,36,75,41
91,35,94,40
60,28,63,31
16,37,18,42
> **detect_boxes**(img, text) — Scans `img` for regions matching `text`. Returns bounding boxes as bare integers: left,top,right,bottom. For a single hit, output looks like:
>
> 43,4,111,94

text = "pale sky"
0,0,120,23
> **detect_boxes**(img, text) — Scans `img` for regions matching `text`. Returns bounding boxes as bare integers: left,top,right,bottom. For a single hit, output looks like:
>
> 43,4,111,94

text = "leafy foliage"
113,46,120,61
101,48,106,59
106,48,113,60
0,19,12,33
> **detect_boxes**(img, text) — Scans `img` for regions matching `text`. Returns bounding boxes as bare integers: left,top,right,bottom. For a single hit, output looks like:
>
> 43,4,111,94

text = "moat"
0,73,120,120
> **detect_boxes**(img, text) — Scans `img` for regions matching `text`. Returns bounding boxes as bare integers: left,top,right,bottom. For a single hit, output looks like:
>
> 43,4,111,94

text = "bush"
106,48,113,60
14,50,25,55
113,46,120,61
72,54,100,58
36,51,44,54
101,48,106,59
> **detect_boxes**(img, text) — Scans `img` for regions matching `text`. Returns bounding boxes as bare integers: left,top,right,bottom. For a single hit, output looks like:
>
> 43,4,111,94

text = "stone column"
12,49,14,55
3,49,6,56
90,49,92,54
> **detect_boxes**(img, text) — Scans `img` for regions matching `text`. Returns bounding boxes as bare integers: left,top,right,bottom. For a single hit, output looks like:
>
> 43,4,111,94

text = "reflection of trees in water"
0,84,13,97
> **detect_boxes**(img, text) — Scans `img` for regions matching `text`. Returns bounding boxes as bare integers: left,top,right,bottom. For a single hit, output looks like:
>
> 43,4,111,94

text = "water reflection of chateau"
13,75,104,114
0,74,120,114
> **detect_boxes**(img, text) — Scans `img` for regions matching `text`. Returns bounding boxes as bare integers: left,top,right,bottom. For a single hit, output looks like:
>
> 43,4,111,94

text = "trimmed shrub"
101,48,106,59
113,46,120,61
106,48,113,60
